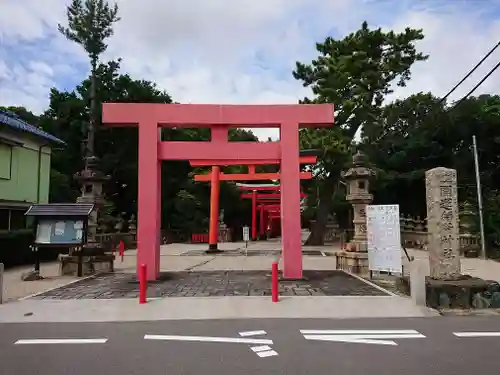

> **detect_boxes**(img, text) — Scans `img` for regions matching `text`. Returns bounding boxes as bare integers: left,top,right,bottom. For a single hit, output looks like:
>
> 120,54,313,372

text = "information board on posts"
366,204,402,273
35,219,84,245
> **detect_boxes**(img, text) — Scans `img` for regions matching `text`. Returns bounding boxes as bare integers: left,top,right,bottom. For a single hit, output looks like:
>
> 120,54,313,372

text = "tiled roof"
0,109,65,144
25,203,94,217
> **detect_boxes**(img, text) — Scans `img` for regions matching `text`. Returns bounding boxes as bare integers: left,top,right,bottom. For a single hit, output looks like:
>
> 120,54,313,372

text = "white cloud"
0,0,499,141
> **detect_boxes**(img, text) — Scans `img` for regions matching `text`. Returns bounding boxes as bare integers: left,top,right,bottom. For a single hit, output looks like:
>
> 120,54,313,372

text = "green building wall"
0,129,52,204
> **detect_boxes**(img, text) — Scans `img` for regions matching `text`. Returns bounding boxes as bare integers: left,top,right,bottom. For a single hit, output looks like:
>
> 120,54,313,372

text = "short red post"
139,263,147,304
119,240,125,262
272,261,279,303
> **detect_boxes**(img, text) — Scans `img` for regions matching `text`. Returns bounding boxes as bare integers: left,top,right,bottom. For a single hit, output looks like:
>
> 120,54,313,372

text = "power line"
449,60,500,110
440,41,500,103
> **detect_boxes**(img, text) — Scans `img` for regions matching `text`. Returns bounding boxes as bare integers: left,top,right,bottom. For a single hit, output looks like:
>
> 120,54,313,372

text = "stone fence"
95,232,137,250
316,215,479,252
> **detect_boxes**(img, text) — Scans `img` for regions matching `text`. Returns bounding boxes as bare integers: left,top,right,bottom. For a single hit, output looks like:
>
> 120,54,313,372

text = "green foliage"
34,58,256,238
483,189,500,256
294,21,428,139
360,92,500,253
58,0,120,66
293,21,428,244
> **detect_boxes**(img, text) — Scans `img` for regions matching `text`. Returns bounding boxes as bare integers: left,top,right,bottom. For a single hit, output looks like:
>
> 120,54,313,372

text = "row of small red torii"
193,160,313,246
102,103,334,280
239,185,309,240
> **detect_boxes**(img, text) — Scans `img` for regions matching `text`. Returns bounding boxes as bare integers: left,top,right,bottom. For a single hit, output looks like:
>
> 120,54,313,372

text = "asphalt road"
1,317,500,375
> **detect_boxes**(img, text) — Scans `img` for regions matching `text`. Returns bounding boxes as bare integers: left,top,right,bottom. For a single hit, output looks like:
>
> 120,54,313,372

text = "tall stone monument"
425,167,461,280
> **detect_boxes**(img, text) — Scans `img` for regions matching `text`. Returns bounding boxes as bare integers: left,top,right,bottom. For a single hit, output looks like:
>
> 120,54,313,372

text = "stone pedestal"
59,254,114,276
335,251,369,276
396,274,500,309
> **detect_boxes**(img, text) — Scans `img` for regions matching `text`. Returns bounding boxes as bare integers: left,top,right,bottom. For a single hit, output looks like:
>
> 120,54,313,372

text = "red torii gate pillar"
251,190,257,240
259,205,265,238
208,166,220,251
102,103,334,280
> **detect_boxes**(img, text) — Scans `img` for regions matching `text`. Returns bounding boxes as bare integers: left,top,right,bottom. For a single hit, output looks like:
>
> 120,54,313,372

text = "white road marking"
257,350,278,357
301,329,425,346
15,338,108,345
251,345,272,352
239,330,267,337
301,330,419,335
144,334,273,345
320,251,327,257
453,332,500,337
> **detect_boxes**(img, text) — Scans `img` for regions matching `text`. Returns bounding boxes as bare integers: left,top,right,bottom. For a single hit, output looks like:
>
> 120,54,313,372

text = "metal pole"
472,135,487,259
0,263,4,304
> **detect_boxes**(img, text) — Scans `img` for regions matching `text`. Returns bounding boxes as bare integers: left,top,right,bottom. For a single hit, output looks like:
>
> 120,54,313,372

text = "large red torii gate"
102,103,334,280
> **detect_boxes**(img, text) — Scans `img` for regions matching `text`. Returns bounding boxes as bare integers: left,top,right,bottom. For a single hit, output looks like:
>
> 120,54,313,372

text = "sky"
1,0,500,140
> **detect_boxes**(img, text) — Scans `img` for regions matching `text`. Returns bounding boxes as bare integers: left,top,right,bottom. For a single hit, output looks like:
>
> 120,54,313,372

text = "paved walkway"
3,241,500,302
0,296,438,323
2,238,499,323
404,249,500,282
1,263,77,303
33,270,387,299
0,241,336,303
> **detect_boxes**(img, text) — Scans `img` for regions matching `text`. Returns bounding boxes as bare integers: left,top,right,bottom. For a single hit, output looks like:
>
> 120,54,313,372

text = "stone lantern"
337,150,376,275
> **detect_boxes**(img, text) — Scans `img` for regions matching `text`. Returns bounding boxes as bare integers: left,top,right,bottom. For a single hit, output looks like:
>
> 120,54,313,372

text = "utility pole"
472,135,487,259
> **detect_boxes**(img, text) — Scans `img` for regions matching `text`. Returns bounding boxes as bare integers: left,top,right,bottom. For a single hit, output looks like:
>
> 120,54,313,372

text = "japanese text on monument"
438,173,456,255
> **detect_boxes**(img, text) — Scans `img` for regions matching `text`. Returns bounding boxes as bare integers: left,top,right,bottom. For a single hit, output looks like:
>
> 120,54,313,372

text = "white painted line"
320,251,327,257
239,330,267,337
302,330,425,346
257,350,278,357
251,345,272,352
300,330,420,334
453,332,500,337
144,334,273,345
15,338,108,345
345,271,397,296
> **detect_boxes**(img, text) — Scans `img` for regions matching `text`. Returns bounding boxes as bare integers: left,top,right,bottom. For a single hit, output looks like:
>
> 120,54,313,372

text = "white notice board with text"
366,204,402,273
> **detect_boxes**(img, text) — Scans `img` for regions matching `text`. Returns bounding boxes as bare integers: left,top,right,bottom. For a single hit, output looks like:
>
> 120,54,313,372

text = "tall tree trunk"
304,177,338,245
88,62,97,157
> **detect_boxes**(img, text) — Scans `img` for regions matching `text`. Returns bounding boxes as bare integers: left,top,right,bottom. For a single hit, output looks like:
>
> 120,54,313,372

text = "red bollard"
119,240,125,262
139,263,147,304
272,261,279,303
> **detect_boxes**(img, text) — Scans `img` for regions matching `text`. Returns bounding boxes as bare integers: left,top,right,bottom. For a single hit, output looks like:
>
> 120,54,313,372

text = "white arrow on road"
300,330,425,346
144,334,273,345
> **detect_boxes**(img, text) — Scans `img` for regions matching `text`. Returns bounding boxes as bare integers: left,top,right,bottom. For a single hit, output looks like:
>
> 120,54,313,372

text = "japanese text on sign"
366,204,402,273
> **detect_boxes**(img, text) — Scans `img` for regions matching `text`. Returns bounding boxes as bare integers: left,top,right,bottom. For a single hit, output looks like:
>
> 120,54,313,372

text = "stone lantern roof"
341,150,376,180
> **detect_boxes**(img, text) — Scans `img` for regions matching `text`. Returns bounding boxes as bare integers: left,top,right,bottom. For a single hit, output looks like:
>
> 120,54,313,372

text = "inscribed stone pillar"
425,167,461,280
